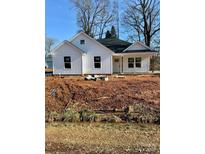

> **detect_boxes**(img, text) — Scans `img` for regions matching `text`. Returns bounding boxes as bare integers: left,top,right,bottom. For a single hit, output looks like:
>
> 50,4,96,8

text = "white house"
51,31,156,75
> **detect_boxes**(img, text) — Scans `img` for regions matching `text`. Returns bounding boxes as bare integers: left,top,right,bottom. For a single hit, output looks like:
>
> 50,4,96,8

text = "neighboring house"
51,31,156,75
45,53,53,69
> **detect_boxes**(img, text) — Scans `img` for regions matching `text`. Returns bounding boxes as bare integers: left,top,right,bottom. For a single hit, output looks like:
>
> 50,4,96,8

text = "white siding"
53,43,82,75
52,32,154,75
123,54,151,73
124,42,147,51
71,33,113,74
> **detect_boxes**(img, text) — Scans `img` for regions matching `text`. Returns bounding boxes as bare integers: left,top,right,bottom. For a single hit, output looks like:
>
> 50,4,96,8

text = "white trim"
93,56,102,69
137,42,154,51
127,56,142,69
63,56,72,69
113,52,156,56
68,31,83,42
81,55,83,75
110,56,113,74
123,41,153,52
70,31,115,54
113,52,156,57
113,57,121,73
128,57,135,68
51,40,86,55
112,54,123,56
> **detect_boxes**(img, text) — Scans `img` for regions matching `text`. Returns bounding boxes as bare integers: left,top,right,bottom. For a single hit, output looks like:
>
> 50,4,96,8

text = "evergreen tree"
105,30,111,38
110,26,117,38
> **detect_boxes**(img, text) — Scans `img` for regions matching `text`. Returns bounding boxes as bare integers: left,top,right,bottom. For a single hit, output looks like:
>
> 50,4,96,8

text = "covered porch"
112,53,154,74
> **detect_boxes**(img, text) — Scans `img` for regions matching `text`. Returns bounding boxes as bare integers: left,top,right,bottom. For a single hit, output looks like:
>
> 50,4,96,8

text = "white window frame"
135,57,142,68
64,56,71,69
128,57,142,68
128,57,134,68
94,56,101,69
80,39,85,44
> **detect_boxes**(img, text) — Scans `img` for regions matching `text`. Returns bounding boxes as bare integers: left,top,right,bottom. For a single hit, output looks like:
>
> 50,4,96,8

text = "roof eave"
51,40,86,55
70,31,115,54
113,52,156,56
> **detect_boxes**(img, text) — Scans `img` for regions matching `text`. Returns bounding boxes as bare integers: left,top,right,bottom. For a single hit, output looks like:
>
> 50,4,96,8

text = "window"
128,58,134,68
128,57,142,68
80,40,85,44
135,57,141,68
94,56,101,68
64,56,71,69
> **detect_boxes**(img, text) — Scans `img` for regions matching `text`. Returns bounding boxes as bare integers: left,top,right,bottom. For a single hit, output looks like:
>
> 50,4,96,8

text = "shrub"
107,115,122,123
95,114,122,123
79,109,97,122
124,113,159,124
61,108,80,122
150,55,160,71
46,111,61,122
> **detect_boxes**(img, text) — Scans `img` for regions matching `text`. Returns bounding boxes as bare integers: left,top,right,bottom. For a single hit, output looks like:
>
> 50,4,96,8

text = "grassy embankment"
46,122,160,154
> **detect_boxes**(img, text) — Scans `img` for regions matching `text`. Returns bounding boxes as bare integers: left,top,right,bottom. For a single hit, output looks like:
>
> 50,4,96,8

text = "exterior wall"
52,32,154,75
122,54,151,73
71,33,113,74
53,43,82,75
124,42,147,51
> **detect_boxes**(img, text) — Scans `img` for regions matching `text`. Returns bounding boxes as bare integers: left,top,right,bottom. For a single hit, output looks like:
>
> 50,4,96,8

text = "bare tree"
72,0,116,38
113,0,119,38
45,37,57,56
97,3,115,39
122,0,160,47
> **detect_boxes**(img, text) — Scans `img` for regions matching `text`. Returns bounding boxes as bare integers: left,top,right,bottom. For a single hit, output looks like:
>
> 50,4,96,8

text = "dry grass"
46,122,160,153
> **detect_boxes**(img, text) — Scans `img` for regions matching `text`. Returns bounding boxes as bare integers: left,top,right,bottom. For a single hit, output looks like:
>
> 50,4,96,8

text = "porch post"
121,56,123,74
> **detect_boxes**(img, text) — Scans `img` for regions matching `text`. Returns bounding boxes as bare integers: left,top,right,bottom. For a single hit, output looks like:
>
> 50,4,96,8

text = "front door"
113,58,120,73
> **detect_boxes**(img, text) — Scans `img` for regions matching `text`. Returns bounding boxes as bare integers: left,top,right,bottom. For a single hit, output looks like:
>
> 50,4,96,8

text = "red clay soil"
45,75,160,112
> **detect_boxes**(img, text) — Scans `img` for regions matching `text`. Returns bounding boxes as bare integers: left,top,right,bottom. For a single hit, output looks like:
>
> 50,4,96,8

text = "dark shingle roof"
97,38,157,53
97,38,132,53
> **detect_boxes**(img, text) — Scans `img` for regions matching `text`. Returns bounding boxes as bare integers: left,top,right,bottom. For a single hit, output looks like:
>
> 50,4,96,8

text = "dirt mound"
45,75,160,112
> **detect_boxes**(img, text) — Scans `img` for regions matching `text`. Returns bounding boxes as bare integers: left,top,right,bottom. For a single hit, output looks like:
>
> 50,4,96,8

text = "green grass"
46,122,160,153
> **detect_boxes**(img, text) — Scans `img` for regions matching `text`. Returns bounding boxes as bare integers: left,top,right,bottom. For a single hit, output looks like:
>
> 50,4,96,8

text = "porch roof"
123,49,156,53
97,38,157,53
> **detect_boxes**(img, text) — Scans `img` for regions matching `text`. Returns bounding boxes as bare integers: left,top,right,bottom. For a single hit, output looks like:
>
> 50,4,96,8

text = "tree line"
72,0,160,48
46,0,160,55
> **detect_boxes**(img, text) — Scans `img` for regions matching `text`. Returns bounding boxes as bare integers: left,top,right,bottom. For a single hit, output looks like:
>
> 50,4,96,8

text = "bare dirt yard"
46,122,160,154
45,75,160,153
45,75,160,112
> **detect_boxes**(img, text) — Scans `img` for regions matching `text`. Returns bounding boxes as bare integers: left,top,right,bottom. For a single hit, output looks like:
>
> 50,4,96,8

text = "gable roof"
97,38,132,53
123,41,156,53
52,31,156,55
70,31,115,54
51,40,86,55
